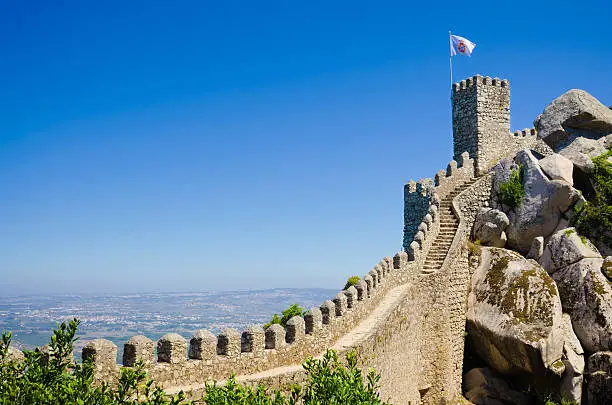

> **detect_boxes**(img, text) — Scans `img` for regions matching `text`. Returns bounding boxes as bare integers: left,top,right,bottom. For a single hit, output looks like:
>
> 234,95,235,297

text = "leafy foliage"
2,321,390,404
571,149,612,248
498,165,524,208
264,304,306,329
343,276,360,290
0,319,188,405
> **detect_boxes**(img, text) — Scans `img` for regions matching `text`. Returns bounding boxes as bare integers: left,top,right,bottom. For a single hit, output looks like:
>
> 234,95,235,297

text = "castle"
68,75,547,405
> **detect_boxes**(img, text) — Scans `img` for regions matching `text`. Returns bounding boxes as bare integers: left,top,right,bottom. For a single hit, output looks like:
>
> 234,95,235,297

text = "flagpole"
448,31,453,88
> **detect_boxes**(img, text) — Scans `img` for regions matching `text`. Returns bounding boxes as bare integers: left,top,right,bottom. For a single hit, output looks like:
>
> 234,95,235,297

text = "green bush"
343,276,360,290
571,149,612,248
498,165,524,208
1,321,390,404
264,304,306,329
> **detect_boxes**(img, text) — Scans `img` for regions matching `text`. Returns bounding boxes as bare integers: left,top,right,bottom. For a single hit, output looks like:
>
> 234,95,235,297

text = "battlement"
452,75,509,92
403,151,474,253
80,254,411,389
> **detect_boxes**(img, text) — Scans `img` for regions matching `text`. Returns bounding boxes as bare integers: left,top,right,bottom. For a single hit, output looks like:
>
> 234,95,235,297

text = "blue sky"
1,1,610,295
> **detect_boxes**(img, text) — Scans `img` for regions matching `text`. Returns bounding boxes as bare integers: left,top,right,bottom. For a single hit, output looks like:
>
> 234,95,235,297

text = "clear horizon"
1,1,611,295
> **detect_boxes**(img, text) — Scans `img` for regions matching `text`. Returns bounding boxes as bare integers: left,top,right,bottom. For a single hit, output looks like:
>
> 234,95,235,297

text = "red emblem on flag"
457,41,466,53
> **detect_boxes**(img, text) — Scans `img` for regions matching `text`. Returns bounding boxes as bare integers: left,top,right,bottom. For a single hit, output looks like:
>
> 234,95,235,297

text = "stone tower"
452,75,510,175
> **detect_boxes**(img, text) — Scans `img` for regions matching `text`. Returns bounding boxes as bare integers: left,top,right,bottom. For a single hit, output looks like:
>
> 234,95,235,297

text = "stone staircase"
421,179,478,274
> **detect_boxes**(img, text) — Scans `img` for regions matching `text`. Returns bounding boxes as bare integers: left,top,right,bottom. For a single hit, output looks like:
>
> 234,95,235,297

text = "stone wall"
403,152,475,253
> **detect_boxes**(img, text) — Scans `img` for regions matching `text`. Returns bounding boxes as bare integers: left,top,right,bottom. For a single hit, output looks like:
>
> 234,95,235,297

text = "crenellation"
189,329,216,360
344,286,357,308
264,324,286,349
333,292,348,316
354,280,367,300
363,275,374,296
393,251,408,269
285,316,305,344
82,339,117,378
217,328,241,357
123,335,154,367
157,333,187,364
304,308,323,334
241,325,265,355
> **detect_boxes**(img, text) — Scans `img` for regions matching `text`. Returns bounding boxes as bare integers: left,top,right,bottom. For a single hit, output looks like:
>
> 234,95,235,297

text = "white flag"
450,34,476,57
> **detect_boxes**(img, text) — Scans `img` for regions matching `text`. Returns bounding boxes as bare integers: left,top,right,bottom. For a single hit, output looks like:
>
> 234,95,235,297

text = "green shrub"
0,319,187,404
1,321,391,404
498,166,524,208
343,276,360,290
264,303,306,329
571,149,612,248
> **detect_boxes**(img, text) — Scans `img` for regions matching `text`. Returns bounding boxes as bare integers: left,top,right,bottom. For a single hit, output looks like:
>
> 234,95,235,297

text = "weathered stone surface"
467,248,564,375
557,313,585,403
526,236,545,261
304,308,322,334
463,367,531,405
534,89,612,150
552,258,612,352
241,325,265,354
472,208,509,247
539,228,601,274
264,324,285,349
502,150,580,253
189,329,217,360
3,347,25,363
539,153,574,185
82,339,117,378
603,256,612,280
157,333,187,364
285,316,305,344
586,351,612,405
123,335,155,366
217,328,241,356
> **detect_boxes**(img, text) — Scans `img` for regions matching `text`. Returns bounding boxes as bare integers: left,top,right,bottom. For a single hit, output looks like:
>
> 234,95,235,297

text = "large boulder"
585,351,612,405
498,150,580,253
472,208,509,247
538,153,574,185
463,367,531,405
552,257,612,353
539,227,601,274
467,247,565,376
560,313,585,403
534,89,612,151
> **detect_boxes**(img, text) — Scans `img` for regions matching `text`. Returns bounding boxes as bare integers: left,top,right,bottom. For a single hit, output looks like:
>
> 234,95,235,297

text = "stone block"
363,275,373,296
304,307,322,334
285,316,305,344
265,324,286,349
217,328,241,357
354,280,367,301
82,339,117,373
333,292,348,316
241,325,265,355
123,335,154,367
189,329,217,360
394,251,408,268
157,333,187,364
320,300,336,324
344,286,357,308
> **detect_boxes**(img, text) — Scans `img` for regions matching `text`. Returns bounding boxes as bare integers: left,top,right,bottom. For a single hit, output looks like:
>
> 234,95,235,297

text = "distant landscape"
0,288,336,362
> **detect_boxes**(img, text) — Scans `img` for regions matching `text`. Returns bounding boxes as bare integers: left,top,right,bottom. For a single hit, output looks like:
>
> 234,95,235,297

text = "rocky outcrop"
534,89,612,151
472,208,509,247
539,153,574,185
585,351,612,405
463,367,530,405
467,247,564,376
560,313,585,403
539,228,601,274
496,150,580,253
552,257,612,353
